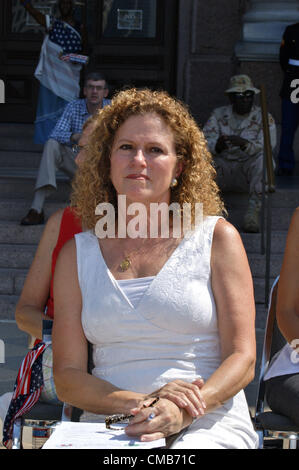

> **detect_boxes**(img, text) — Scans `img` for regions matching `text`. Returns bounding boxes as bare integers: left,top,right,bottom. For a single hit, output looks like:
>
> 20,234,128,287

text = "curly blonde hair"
71,88,225,230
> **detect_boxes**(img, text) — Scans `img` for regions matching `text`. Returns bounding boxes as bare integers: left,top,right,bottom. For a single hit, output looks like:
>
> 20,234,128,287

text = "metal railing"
259,84,276,305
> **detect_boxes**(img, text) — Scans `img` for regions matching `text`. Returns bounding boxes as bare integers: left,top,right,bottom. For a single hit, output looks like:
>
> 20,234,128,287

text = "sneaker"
20,209,44,226
243,198,261,233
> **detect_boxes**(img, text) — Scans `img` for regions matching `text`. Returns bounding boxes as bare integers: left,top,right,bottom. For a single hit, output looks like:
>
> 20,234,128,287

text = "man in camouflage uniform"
203,74,276,233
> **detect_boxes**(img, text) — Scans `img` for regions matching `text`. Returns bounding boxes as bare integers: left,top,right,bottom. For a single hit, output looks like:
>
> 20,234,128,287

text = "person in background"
52,88,258,449
1,117,97,449
203,74,276,233
276,23,299,176
263,207,299,427
20,0,88,144
20,72,110,226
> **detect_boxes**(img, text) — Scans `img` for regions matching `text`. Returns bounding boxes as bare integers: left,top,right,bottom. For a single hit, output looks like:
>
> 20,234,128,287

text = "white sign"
117,9,143,31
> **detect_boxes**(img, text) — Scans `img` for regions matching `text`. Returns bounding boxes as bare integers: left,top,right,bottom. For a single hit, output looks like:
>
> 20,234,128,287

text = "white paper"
42,421,165,449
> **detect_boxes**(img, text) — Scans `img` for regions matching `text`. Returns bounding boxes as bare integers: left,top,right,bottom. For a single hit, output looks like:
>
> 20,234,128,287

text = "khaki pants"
35,138,77,191
213,150,263,197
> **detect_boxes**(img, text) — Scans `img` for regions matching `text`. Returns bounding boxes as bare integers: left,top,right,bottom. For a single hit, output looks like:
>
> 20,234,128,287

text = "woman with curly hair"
52,88,258,448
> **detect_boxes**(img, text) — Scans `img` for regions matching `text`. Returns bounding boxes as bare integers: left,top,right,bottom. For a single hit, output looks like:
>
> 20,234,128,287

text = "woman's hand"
149,378,206,419
125,397,189,442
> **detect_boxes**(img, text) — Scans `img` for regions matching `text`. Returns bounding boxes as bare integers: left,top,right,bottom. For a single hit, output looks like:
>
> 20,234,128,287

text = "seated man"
203,74,277,233
21,71,111,226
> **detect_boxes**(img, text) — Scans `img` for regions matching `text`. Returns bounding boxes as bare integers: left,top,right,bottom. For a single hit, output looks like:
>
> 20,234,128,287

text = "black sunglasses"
232,91,255,99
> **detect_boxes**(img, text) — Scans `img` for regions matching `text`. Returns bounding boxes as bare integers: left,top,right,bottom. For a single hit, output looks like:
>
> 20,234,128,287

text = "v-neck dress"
74,216,258,449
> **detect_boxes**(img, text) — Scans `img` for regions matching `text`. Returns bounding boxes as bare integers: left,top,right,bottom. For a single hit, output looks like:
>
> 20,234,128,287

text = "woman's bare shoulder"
41,208,65,242
56,236,77,260
212,217,242,248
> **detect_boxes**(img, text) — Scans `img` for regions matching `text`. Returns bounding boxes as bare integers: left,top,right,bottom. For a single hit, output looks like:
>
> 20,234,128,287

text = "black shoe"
20,209,44,226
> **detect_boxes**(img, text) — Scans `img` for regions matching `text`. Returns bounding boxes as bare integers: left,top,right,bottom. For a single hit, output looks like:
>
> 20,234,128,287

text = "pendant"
119,257,131,272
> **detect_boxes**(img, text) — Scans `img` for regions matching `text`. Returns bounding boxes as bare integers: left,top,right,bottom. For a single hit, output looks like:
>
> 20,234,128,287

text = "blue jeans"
277,98,299,170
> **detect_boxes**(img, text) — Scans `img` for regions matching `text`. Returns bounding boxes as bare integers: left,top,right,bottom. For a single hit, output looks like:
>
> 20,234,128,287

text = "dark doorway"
0,0,178,123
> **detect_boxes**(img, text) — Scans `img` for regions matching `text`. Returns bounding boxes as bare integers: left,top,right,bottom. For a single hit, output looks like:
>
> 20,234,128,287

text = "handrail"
259,84,276,305
260,85,276,192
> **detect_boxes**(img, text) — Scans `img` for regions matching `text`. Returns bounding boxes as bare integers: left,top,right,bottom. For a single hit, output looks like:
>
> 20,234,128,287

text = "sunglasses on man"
232,91,255,99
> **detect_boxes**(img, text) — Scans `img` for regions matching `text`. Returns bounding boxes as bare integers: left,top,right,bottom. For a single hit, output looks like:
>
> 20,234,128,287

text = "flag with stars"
35,15,83,103
48,17,82,55
2,342,47,449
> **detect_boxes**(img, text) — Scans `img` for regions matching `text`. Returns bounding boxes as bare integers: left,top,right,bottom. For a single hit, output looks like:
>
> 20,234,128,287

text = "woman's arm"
15,209,64,339
276,207,299,343
200,218,256,412
20,1,47,27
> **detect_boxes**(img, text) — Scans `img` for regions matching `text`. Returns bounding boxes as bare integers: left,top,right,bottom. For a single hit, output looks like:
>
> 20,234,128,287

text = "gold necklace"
119,256,131,272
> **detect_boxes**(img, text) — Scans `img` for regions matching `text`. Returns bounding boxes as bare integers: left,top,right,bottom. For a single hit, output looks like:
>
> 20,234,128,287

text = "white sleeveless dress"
75,216,258,449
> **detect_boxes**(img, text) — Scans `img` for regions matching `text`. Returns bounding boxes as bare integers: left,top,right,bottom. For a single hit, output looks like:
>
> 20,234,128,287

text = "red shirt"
45,206,82,318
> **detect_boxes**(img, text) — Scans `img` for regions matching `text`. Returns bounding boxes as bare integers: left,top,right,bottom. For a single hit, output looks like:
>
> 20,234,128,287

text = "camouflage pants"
213,150,263,197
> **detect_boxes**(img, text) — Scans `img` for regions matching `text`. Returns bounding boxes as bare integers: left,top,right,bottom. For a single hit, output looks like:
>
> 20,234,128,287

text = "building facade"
1,0,299,136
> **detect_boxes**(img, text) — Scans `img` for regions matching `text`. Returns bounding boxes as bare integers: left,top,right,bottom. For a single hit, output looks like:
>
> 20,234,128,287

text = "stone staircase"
0,122,298,409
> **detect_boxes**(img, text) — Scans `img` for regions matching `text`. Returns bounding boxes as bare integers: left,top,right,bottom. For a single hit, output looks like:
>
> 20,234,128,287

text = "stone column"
235,0,299,61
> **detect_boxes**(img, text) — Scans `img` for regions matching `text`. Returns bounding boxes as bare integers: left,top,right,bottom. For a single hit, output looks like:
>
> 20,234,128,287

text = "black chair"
254,276,299,449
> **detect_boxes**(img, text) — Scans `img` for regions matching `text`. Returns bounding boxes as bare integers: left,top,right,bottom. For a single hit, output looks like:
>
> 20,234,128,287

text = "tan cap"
225,74,260,94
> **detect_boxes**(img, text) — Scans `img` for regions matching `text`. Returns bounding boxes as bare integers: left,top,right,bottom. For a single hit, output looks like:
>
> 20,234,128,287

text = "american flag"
2,342,47,449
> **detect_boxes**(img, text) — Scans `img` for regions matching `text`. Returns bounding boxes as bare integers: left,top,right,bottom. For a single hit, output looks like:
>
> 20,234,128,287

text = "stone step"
0,221,45,244
0,244,36,269
248,253,283,278
255,303,268,331
228,207,294,231
0,199,66,221
0,168,71,200
0,123,43,152
0,150,42,169
0,167,70,180
0,268,28,296
223,180,299,209
0,135,43,152
0,221,44,244
0,295,19,320
0,122,35,136
253,276,276,305
241,231,287,254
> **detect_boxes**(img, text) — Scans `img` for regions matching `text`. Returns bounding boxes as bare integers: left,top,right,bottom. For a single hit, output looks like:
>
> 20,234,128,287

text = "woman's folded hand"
125,397,187,442
149,378,206,419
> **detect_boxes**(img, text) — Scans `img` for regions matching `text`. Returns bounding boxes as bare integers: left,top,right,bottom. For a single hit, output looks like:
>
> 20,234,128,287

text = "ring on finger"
147,411,156,421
